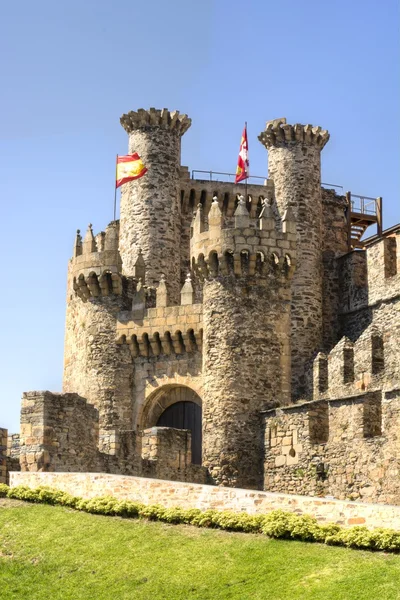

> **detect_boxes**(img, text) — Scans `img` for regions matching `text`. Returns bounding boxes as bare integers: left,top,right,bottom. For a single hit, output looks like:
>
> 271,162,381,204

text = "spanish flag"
116,154,147,188
235,125,249,184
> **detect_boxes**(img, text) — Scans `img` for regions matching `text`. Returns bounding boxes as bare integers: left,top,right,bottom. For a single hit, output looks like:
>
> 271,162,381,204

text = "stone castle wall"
264,388,400,504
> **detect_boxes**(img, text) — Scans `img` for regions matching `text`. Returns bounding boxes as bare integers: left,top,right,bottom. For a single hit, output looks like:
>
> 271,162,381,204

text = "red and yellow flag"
235,125,249,184
116,153,147,188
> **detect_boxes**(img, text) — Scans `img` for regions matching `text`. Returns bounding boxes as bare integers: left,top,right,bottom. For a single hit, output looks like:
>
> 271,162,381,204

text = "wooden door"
157,401,202,464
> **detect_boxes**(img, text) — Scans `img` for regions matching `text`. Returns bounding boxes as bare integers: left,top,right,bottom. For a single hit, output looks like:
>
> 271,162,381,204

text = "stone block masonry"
10,471,400,531
264,388,400,504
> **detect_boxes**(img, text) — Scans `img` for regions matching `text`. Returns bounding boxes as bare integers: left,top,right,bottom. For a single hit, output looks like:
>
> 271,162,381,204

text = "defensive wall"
264,388,400,504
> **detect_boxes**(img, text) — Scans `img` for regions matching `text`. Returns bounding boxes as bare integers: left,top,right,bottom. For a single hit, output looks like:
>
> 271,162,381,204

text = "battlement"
190,196,296,279
258,119,330,149
313,324,394,400
263,388,400,503
120,108,191,135
70,222,123,301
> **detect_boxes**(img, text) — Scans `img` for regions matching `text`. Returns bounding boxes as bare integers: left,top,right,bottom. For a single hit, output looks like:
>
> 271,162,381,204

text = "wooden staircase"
346,193,382,250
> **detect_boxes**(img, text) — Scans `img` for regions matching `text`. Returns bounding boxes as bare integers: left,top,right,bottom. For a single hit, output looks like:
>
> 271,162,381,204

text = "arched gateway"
141,385,202,464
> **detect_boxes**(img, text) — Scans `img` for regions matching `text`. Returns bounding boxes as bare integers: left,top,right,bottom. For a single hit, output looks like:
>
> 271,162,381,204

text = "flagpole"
113,154,118,222
245,121,248,202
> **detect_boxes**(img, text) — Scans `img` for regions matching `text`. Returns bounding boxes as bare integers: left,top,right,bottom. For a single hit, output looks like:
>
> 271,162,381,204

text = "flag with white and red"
235,125,249,184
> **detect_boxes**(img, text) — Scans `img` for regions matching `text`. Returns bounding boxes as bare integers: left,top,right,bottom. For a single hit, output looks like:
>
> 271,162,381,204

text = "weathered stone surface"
11,471,400,531
264,389,400,504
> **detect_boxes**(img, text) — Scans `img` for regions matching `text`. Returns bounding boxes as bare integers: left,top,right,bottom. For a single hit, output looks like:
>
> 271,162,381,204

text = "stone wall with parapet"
11,470,400,530
19,391,206,483
264,388,400,505
141,427,207,484
338,233,400,339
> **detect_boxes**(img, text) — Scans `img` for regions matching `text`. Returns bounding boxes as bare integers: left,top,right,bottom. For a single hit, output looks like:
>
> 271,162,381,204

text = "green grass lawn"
1,500,400,600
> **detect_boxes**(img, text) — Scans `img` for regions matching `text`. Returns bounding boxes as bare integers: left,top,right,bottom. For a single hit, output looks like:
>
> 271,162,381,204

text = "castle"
1,108,399,505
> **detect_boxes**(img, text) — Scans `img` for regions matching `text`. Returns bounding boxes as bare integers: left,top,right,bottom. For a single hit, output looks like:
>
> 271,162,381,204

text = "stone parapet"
120,108,191,136
11,470,400,529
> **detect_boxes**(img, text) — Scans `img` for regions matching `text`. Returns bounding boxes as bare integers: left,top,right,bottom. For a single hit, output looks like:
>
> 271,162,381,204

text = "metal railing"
349,194,377,215
191,170,267,184
321,182,344,191
191,170,344,192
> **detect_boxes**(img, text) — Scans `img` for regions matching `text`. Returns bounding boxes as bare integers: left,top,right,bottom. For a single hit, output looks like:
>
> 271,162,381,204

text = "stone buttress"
119,108,191,304
259,120,330,399
191,196,296,489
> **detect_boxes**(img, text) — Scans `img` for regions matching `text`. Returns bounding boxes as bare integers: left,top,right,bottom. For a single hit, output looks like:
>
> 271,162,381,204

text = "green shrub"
0,483,9,497
262,510,297,539
4,483,400,553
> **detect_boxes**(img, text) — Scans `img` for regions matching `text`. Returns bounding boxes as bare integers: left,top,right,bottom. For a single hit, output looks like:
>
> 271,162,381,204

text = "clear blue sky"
0,0,399,432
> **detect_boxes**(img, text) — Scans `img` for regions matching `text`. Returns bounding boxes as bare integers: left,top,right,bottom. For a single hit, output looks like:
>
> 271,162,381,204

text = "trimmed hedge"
1,483,400,552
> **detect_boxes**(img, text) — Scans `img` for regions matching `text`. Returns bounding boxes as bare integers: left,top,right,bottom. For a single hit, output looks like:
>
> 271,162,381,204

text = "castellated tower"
62,222,134,454
119,108,191,304
191,197,296,489
259,120,330,399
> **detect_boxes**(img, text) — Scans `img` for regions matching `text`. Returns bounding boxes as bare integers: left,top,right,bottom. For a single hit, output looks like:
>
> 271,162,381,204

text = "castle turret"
63,221,133,455
119,108,191,303
259,120,330,399
191,196,296,489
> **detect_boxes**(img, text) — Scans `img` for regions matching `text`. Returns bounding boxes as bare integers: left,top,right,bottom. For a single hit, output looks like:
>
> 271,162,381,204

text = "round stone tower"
119,108,191,303
63,222,133,454
259,120,330,399
191,197,296,489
